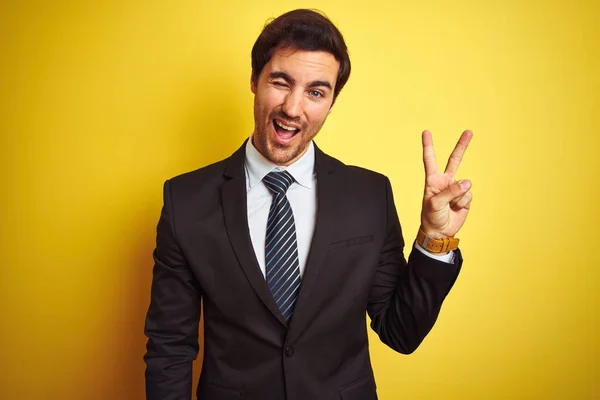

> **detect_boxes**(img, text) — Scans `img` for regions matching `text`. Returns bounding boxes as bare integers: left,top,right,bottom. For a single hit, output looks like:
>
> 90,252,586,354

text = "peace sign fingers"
419,129,474,238
444,130,473,176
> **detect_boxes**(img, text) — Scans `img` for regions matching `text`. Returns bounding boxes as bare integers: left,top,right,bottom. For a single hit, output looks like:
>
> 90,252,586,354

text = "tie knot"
263,170,294,195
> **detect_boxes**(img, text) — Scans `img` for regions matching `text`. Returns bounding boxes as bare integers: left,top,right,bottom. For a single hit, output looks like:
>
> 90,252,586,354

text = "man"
144,9,473,400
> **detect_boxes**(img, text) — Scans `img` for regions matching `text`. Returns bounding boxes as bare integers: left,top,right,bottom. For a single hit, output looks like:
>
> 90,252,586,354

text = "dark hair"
251,9,351,100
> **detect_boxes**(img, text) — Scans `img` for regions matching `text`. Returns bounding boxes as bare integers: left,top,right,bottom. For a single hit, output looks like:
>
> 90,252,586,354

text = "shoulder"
169,158,228,187
162,156,233,205
344,164,387,182
165,141,246,195
318,148,389,186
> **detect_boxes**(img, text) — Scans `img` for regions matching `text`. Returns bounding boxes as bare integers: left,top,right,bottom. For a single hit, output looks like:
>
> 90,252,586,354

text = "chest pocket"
329,235,374,251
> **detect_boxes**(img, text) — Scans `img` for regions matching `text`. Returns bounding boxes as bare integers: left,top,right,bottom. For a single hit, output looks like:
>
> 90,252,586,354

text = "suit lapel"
221,142,287,327
287,145,343,337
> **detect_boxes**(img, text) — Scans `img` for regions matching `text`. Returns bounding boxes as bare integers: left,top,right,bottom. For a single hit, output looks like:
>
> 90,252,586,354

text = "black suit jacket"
144,142,462,400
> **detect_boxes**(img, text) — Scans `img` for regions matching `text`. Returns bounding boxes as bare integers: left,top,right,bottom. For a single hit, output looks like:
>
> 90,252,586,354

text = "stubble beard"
253,123,308,166
253,112,321,166
252,96,328,165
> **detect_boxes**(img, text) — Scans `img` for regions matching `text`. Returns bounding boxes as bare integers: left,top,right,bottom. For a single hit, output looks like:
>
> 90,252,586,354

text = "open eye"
309,90,323,98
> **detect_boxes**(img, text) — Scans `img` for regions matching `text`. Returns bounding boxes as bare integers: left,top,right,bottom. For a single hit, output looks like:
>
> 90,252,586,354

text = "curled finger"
450,191,473,211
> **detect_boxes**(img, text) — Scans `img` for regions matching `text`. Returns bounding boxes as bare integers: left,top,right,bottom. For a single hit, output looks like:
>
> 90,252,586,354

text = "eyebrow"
268,71,333,91
308,80,332,90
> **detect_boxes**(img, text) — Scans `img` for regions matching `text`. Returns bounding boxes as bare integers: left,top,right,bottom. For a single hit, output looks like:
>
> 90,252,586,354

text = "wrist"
419,226,444,239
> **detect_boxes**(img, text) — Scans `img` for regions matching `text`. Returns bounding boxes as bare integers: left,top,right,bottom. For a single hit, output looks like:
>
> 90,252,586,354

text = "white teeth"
275,120,297,131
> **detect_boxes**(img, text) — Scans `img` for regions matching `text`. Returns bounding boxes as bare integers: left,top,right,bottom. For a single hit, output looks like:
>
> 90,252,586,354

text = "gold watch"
416,227,459,253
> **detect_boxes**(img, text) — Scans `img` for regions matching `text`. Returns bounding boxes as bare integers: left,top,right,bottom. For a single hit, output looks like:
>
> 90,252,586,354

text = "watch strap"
416,228,459,253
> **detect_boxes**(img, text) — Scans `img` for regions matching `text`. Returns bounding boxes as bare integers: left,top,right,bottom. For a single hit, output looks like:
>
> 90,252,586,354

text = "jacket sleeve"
367,177,462,354
144,179,202,399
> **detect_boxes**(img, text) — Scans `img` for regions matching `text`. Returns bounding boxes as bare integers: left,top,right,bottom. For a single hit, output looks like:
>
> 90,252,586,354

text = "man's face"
251,47,340,166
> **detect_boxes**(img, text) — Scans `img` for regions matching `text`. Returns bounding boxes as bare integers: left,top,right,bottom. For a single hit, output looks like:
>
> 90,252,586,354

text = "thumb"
432,180,471,208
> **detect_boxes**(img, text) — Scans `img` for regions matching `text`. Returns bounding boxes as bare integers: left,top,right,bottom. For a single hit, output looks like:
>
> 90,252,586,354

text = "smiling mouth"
272,119,300,142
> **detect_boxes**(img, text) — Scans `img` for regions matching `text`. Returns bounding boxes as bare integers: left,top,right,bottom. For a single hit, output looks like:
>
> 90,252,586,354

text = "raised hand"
420,130,473,239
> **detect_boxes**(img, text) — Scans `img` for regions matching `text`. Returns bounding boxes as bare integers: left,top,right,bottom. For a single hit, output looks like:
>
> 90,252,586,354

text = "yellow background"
1,0,598,398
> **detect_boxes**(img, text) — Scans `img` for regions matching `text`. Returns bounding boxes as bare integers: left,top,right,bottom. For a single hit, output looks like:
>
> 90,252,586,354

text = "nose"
282,89,303,119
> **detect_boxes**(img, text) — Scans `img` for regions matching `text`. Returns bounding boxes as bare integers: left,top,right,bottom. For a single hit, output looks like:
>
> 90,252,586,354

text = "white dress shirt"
244,137,453,278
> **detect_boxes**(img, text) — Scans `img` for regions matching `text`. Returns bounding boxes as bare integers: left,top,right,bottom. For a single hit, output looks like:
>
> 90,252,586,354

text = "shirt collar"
245,136,315,189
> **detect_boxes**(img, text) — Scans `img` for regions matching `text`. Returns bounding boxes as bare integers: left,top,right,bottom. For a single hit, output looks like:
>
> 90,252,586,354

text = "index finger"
444,130,473,175
422,130,439,176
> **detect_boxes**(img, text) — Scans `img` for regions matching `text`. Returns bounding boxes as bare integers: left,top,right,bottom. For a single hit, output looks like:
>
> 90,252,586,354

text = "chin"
266,147,296,165
254,127,307,165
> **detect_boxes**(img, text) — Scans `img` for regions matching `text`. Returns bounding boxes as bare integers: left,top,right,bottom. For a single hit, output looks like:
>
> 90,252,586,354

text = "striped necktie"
263,171,301,323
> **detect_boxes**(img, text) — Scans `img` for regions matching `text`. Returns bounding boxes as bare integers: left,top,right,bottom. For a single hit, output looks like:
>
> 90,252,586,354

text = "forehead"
263,48,340,83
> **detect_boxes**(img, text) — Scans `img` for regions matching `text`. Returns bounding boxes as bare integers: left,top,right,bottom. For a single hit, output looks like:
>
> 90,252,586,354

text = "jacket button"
284,346,295,357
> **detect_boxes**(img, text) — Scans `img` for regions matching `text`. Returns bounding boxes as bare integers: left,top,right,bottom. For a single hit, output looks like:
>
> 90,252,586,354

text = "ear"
250,71,257,94
328,93,338,114
328,100,335,114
